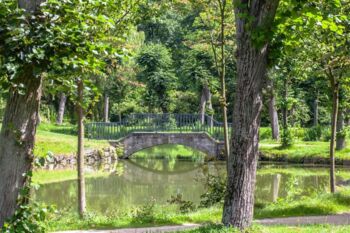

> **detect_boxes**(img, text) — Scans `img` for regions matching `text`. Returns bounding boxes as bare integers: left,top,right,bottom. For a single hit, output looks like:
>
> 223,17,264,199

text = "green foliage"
199,175,226,208
136,43,177,112
2,154,54,233
281,127,293,148
303,126,331,142
167,194,196,214
131,199,156,224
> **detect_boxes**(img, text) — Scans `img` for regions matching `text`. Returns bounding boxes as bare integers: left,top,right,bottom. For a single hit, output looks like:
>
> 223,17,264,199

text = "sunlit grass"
34,123,109,157
260,140,350,161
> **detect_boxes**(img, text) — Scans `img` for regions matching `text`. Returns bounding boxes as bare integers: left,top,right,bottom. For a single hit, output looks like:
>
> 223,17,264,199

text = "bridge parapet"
86,113,231,141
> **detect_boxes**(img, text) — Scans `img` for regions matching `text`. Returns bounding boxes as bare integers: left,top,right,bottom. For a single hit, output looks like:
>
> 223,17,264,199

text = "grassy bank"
260,140,350,164
45,187,350,231
34,123,109,157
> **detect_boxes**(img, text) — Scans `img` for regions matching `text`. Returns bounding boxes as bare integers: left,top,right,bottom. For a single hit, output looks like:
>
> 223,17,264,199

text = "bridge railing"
86,113,232,141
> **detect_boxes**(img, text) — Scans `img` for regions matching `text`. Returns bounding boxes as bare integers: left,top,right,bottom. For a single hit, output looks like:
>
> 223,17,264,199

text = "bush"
304,126,323,141
131,199,156,224
281,128,293,148
199,175,226,208
260,127,272,140
167,194,196,213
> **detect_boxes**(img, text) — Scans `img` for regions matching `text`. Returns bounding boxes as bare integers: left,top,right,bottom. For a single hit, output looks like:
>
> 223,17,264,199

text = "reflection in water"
32,144,349,213
33,159,348,213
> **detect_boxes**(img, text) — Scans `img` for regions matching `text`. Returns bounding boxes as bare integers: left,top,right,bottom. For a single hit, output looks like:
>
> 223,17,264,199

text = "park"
0,0,350,232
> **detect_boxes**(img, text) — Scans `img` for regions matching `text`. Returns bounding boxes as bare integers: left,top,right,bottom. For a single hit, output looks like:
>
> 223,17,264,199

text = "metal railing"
86,113,232,141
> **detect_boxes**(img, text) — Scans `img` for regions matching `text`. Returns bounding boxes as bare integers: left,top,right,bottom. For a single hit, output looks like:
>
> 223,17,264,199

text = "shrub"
304,126,323,141
281,128,293,148
199,175,226,208
167,194,196,213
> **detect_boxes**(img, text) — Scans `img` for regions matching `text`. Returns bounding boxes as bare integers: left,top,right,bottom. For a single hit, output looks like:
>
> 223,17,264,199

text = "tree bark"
329,73,338,193
0,67,42,227
76,79,86,217
336,109,346,150
103,93,109,123
222,0,279,229
267,80,280,140
56,93,67,125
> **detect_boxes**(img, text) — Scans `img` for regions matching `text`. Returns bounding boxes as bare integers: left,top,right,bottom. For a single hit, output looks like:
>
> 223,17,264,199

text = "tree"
0,0,138,225
222,0,279,229
136,43,177,113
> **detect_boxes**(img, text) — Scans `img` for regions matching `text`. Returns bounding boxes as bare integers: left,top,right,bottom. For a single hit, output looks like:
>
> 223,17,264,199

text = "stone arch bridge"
111,132,225,159
86,113,230,159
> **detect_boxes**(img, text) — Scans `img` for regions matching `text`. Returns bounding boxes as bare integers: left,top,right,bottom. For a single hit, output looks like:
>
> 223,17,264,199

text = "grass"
45,187,350,231
34,123,109,157
260,139,350,162
178,224,350,233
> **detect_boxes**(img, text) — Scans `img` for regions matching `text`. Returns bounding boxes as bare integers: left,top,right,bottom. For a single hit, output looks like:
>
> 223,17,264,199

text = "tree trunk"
329,76,338,194
218,0,230,157
200,85,208,124
56,93,67,125
0,67,42,227
336,109,346,150
207,89,214,127
222,0,279,229
76,79,86,217
103,94,109,123
313,94,319,127
282,78,288,130
267,81,280,140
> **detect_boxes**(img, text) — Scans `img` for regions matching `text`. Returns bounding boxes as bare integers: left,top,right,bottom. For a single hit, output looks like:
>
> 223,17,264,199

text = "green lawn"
34,123,109,157
260,140,350,162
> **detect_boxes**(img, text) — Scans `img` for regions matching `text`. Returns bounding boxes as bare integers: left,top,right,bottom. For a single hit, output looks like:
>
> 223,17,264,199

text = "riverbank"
45,187,350,231
260,140,350,165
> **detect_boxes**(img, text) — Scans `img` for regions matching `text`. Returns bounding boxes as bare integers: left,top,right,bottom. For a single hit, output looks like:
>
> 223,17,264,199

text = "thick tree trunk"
329,77,338,193
313,95,319,127
103,94,109,123
56,93,67,125
76,79,86,217
0,67,42,227
267,81,280,140
336,110,346,150
222,0,279,229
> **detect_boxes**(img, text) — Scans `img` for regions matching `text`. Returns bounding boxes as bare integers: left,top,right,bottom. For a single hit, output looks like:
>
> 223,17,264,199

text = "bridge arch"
114,132,224,159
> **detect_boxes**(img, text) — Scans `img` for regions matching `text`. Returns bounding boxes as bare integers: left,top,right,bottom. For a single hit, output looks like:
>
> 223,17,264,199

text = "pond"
33,145,350,213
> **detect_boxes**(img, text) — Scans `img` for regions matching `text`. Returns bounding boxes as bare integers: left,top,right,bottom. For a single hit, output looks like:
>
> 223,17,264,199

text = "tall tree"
222,0,279,229
0,0,44,226
0,0,138,225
